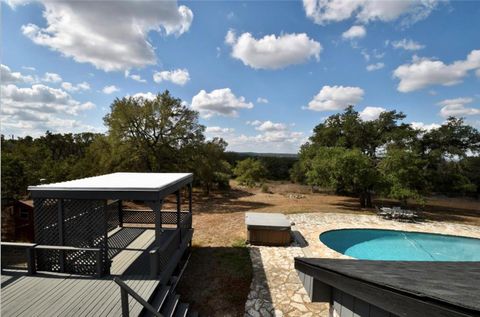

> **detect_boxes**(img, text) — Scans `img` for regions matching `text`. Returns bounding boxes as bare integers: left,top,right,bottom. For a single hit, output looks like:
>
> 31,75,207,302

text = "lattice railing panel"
34,198,60,271
122,209,155,224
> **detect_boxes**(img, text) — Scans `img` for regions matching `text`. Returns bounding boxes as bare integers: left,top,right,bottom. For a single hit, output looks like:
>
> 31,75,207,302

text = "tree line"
2,91,479,208
291,106,480,207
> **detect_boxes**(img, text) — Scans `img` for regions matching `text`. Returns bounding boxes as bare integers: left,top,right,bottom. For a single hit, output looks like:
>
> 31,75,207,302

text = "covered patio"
13,172,194,278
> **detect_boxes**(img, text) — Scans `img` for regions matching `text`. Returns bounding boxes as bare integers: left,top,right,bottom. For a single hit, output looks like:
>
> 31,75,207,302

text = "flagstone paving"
244,212,480,317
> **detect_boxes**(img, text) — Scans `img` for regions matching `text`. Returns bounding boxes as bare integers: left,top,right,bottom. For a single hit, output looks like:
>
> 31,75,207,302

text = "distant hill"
227,151,298,158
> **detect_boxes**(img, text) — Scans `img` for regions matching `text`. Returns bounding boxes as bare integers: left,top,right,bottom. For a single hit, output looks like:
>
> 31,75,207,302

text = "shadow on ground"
176,245,257,317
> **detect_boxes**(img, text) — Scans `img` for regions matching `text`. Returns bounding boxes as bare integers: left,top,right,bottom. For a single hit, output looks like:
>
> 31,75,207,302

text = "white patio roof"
28,172,193,192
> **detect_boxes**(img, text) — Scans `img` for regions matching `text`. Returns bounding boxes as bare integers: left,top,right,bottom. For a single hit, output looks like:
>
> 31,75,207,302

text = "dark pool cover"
295,258,480,313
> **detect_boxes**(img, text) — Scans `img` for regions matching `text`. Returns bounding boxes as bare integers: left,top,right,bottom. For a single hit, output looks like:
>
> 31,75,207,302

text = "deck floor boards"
1,228,161,317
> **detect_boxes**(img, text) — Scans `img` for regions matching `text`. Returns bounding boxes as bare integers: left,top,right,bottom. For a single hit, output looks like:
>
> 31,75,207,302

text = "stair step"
174,303,189,317
160,294,180,317
186,311,198,317
145,285,170,315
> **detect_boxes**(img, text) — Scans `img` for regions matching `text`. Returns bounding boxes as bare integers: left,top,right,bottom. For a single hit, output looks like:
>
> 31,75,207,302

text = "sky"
1,0,480,153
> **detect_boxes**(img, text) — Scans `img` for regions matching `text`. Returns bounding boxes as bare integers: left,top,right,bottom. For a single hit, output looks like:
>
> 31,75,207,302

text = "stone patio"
244,212,480,317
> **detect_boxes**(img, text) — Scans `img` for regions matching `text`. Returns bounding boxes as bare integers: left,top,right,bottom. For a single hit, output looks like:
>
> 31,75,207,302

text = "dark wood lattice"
106,200,120,232
34,198,108,275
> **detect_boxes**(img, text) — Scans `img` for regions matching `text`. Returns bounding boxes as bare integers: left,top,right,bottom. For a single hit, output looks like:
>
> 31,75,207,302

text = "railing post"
176,190,181,243
149,250,159,278
57,199,65,273
96,250,103,277
120,287,130,317
27,247,36,275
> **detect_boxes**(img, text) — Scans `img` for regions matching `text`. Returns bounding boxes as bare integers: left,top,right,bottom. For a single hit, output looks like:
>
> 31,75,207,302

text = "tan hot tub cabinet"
245,212,292,246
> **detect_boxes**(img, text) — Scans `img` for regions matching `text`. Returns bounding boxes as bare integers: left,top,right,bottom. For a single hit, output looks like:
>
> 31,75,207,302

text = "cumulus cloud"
1,64,34,84
366,62,385,71
303,0,438,26
410,121,440,131
205,126,235,134
61,81,90,93
342,25,366,40
393,50,480,92
17,0,193,72
153,69,190,85
306,85,364,111
437,97,480,118
248,120,288,132
257,97,269,104
42,72,62,83
191,88,253,118
391,38,425,51
359,106,386,121
1,82,97,136
207,121,305,153
124,70,147,83
131,92,157,100
225,30,322,70
102,85,120,94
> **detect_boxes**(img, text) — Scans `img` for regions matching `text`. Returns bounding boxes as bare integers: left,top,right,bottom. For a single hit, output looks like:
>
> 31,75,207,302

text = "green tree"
233,158,267,187
378,148,428,206
194,138,231,195
104,90,205,172
301,147,377,207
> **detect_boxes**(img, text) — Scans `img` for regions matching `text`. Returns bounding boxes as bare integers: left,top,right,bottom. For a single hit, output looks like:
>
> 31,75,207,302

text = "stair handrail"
113,277,164,317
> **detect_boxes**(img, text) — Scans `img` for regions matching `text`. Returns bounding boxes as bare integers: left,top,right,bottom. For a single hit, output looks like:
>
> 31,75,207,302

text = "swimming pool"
320,229,480,261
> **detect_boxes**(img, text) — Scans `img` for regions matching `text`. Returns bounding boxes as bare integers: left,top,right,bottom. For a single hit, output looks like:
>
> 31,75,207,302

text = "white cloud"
306,85,364,111
42,72,62,83
391,38,425,51
102,85,120,94
17,0,193,72
410,121,440,131
257,97,269,104
124,70,147,83
205,126,235,134
366,62,385,71
303,0,438,26
61,81,90,92
131,92,157,100
225,30,322,70
153,69,190,85
437,97,480,118
393,50,480,92
359,106,386,121
191,88,253,118
1,82,97,136
342,25,366,40
1,64,34,84
206,121,305,153
22,66,36,71
248,120,288,132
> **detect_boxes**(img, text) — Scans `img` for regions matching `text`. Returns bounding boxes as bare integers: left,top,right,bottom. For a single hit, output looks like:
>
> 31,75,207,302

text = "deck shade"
28,172,194,275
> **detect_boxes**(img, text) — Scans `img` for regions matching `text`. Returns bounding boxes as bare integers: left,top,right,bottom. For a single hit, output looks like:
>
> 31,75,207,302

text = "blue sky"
2,0,480,153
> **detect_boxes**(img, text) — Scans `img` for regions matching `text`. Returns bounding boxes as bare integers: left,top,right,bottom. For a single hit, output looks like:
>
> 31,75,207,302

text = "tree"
300,147,378,207
194,138,231,195
233,158,267,187
104,90,206,172
378,148,428,206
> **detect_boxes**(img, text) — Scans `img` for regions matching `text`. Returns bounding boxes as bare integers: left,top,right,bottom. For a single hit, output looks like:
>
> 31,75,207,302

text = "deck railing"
0,242,103,277
113,277,164,317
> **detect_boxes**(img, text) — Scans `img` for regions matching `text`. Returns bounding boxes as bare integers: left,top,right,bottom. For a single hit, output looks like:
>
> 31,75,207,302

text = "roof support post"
188,182,192,215
176,190,181,243
151,200,163,244
118,200,123,228
57,199,65,272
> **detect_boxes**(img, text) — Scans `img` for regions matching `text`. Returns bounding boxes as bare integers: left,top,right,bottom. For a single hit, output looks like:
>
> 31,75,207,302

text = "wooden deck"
1,228,162,317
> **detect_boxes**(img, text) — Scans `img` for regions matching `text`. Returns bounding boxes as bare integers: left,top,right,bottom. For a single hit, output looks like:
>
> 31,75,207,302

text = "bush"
261,183,269,193
233,158,267,187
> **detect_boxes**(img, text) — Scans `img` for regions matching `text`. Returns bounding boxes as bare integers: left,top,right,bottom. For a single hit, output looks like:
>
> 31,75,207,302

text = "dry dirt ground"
176,181,480,316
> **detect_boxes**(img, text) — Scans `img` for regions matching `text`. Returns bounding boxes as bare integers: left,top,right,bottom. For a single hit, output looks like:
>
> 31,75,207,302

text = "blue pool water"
320,229,480,261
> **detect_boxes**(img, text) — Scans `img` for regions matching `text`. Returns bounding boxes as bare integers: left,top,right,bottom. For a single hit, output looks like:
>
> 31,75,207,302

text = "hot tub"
245,212,291,246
